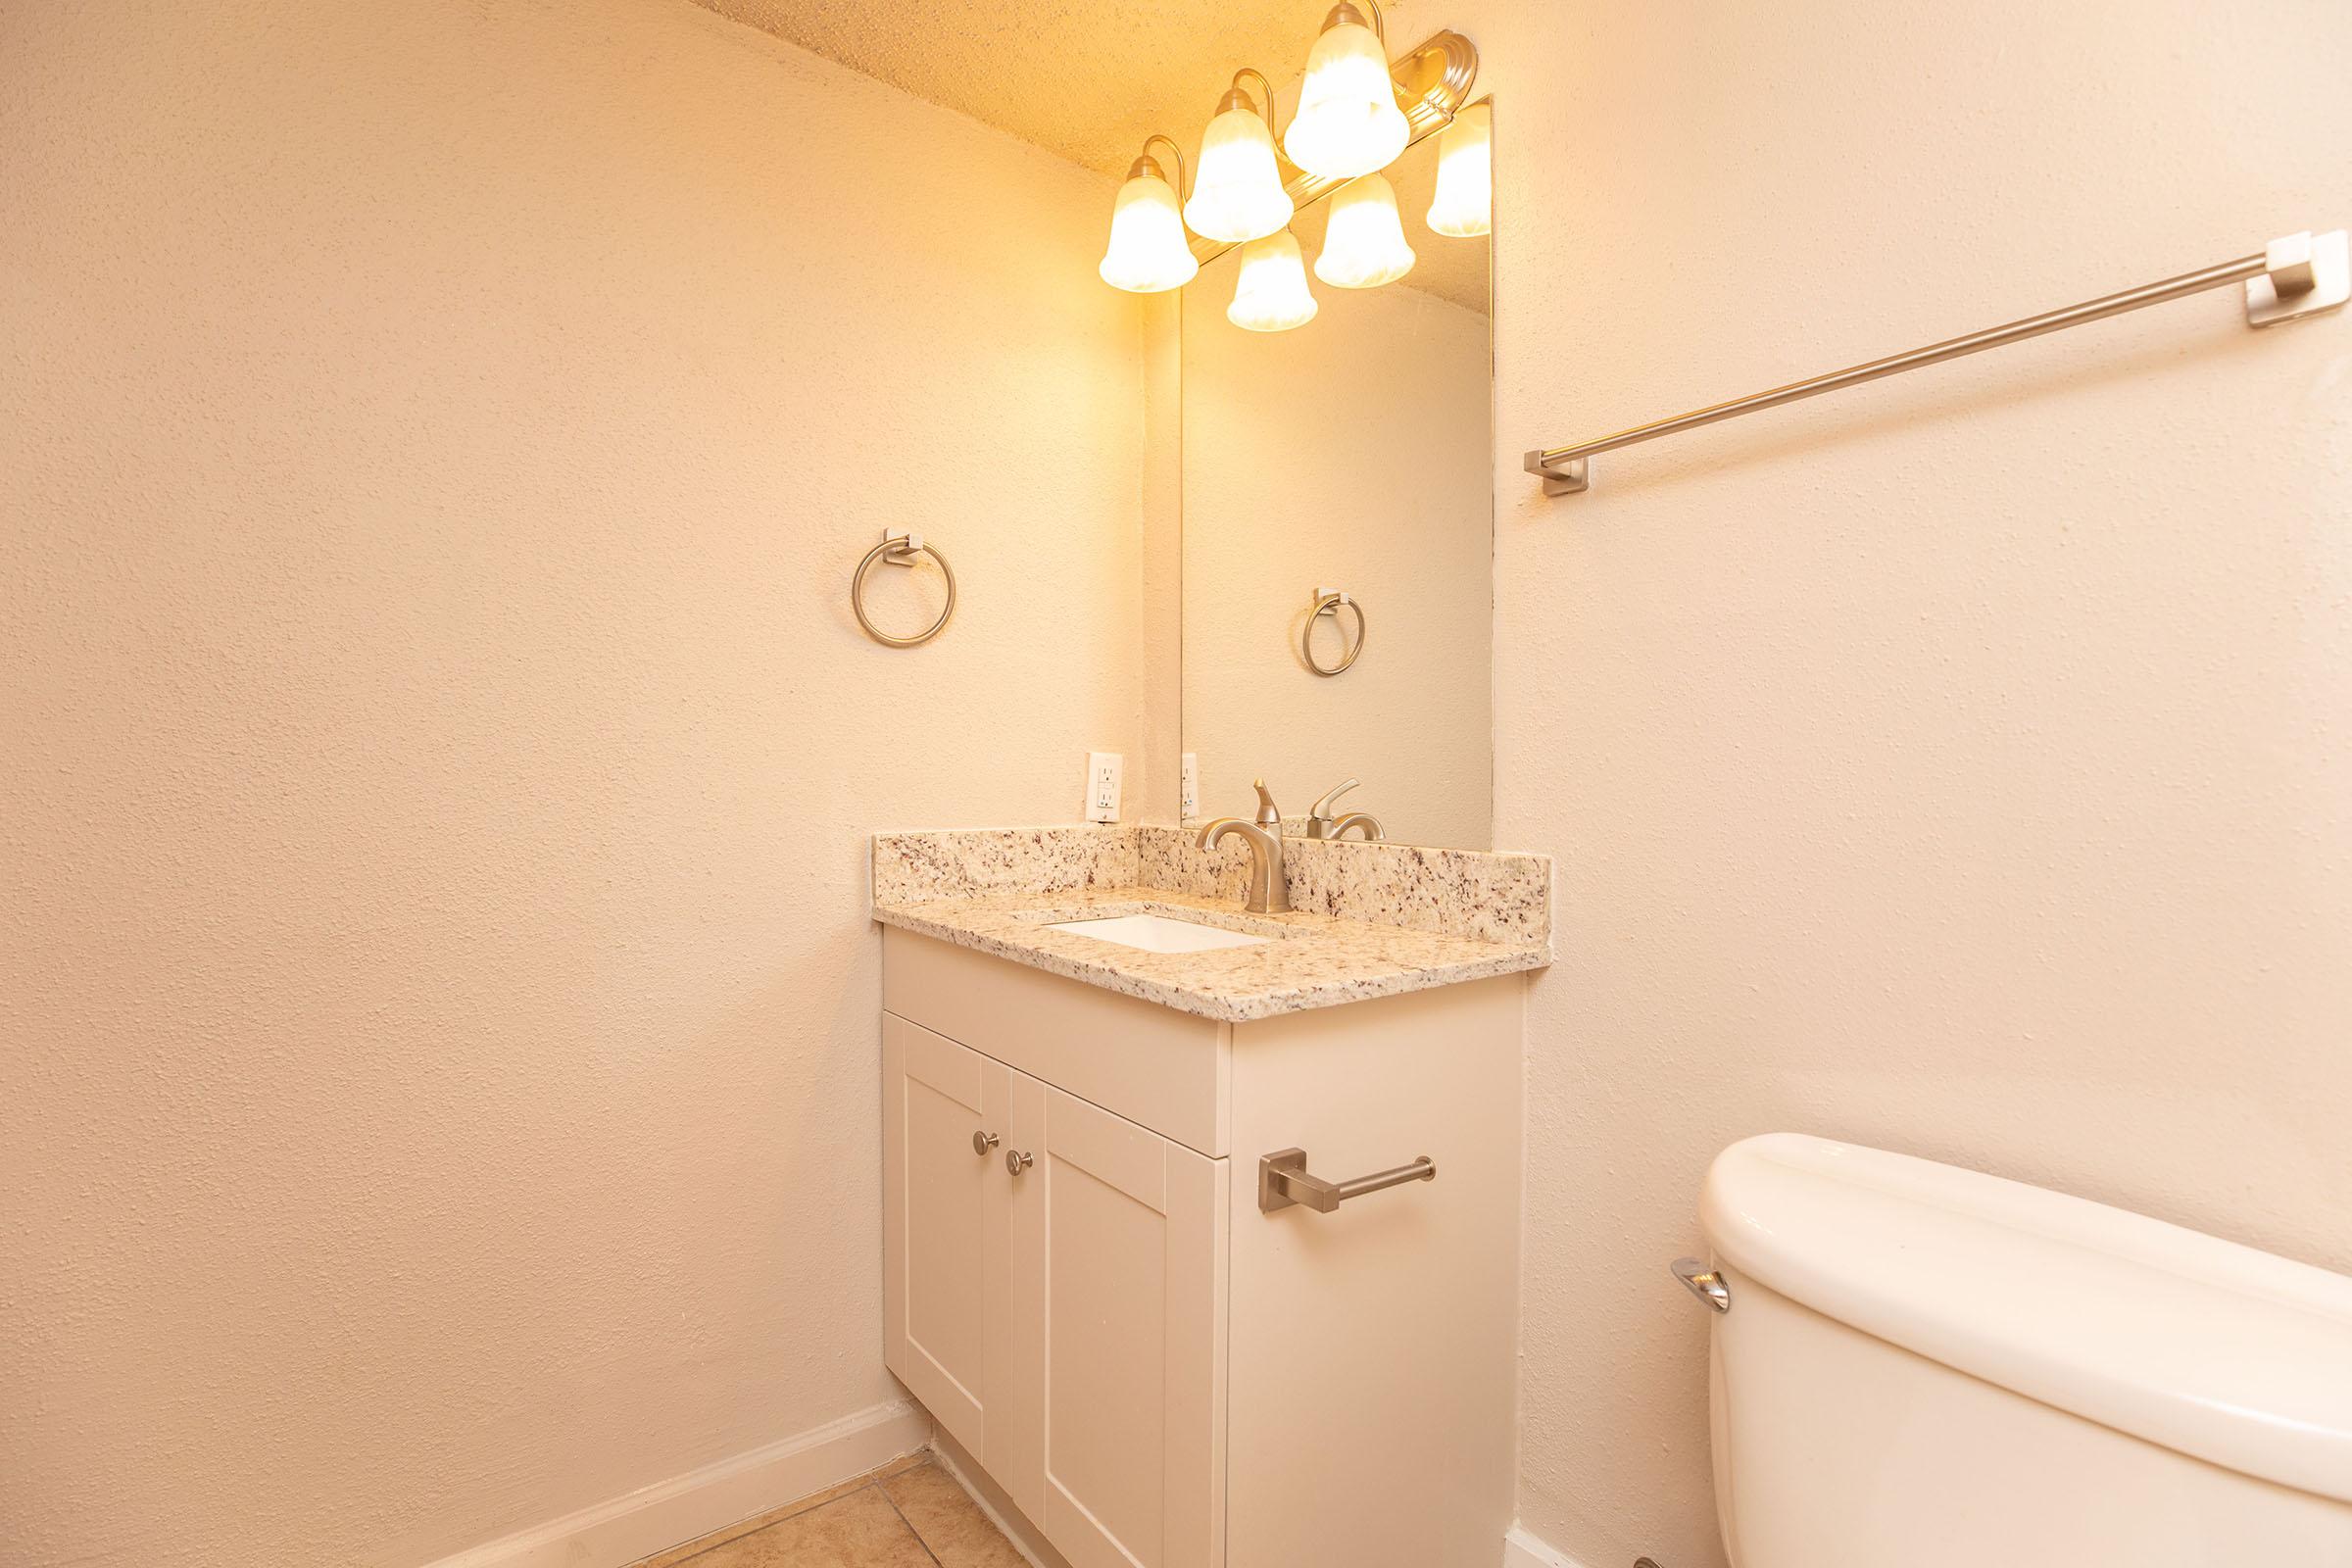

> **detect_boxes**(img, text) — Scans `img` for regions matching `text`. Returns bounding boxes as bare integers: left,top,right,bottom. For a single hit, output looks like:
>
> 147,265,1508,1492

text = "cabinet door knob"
1005,1149,1034,1175
972,1130,1000,1156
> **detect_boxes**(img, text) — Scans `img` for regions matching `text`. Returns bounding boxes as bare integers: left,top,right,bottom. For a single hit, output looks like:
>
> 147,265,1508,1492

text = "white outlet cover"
1180,753,1200,819
1085,752,1123,823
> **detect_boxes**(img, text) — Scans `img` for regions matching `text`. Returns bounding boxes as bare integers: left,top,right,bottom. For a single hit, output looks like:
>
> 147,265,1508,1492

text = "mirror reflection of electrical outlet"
1180,753,1200,820
1085,752,1123,823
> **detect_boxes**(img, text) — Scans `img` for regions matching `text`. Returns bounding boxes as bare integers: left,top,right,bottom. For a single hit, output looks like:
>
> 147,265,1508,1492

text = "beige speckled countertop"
871,883,1550,1023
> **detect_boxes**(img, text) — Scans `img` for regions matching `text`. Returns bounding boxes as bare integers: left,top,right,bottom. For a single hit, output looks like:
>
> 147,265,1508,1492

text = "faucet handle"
1307,778,1359,820
1250,778,1281,829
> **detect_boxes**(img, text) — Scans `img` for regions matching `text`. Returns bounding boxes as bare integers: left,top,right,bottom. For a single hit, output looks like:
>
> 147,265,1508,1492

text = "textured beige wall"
1435,0,2352,1562
0,3,1143,1565
1182,252,1494,847
1140,292,1186,822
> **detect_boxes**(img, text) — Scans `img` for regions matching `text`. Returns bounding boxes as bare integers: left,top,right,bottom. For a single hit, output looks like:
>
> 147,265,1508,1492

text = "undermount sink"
1044,912,1272,955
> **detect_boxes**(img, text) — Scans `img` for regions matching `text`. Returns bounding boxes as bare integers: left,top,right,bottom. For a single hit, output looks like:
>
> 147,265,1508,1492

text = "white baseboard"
419,1397,933,1568
1503,1522,1592,1568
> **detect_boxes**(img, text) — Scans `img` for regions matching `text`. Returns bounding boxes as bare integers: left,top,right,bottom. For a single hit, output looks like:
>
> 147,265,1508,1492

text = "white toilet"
1684,1133,2352,1566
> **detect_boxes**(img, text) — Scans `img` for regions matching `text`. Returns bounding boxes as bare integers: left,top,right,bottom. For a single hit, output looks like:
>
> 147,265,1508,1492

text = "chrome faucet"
1197,779,1291,914
1305,779,1385,842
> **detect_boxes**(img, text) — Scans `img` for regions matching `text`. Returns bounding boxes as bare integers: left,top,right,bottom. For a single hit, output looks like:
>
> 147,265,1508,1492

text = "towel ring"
853,533,956,648
1303,590,1366,676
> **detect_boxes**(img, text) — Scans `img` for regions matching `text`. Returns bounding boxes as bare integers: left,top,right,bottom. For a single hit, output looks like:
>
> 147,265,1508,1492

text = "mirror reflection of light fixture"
1185,70,1294,245
1426,102,1491,238
1227,230,1319,332
1099,135,1198,293
1283,1,1408,181
1314,173,1414,288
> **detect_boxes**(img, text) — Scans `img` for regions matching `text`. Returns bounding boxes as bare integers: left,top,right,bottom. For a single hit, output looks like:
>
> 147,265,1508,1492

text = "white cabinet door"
1009,1078,1227,1568
883,1014,1013,1463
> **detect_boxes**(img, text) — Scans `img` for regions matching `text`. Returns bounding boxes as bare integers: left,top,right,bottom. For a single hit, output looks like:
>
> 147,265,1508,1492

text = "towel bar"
1525,228,2348,496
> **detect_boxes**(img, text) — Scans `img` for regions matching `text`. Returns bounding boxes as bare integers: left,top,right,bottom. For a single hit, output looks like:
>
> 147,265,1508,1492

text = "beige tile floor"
627,1452,1027,1568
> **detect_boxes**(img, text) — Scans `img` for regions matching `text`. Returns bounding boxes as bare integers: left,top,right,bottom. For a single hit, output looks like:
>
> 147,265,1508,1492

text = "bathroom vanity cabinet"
880,927,1524,1568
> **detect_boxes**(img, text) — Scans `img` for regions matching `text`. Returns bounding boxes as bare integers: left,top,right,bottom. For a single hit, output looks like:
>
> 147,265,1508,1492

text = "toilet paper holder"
1258,1147,1436,1213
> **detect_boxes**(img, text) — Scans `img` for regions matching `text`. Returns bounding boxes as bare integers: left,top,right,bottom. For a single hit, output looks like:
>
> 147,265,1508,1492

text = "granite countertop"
871,883,1549,1023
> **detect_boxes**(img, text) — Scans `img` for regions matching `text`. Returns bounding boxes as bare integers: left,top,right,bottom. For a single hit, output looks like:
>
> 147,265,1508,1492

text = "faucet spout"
1198,791,1292,914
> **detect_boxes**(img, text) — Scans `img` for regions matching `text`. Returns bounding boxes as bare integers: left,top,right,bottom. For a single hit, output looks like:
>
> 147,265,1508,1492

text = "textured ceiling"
690,0,1489,313
692,0,1321,179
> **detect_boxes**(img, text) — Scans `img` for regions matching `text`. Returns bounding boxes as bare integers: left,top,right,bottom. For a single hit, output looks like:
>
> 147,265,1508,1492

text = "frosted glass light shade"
1099,166,1198,293
1282,6,1408,180
1185,104,1294,244
1227,231,1318,332
1314,173,1414,288
1426,103,1492,237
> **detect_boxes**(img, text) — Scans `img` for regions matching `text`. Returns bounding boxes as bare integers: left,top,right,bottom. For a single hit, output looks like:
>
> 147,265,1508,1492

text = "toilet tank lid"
1701,1133,2352,1504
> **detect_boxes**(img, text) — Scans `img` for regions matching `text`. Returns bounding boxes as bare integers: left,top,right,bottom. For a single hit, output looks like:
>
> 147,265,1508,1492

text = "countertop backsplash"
874,823,1549,948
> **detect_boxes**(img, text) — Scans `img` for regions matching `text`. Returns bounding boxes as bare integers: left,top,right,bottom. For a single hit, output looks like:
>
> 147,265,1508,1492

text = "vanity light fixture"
1093,21,1480,305
1314,173,1415,288
1227,229,1319,331
1283,1,1409,181
1099,135,1199,293
1425,101,1492,237
1185,70,1295,245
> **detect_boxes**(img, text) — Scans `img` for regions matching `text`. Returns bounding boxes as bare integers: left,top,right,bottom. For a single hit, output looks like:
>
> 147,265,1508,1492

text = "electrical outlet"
1181,753,1200,820
1085,752,1123,823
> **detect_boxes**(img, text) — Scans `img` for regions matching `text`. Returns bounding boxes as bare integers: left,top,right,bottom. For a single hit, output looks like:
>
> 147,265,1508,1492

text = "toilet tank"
1696,1134,2352,1568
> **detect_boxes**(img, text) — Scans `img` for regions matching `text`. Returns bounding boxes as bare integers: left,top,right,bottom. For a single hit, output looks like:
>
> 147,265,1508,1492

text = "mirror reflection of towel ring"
853,533,956,648
1303,590,1366,676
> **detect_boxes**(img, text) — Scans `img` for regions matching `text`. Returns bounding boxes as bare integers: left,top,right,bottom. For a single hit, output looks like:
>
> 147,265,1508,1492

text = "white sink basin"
1045,913,1272,955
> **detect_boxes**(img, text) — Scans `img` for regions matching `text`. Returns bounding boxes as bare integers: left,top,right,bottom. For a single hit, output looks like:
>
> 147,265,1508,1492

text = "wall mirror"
1179,110,1494,850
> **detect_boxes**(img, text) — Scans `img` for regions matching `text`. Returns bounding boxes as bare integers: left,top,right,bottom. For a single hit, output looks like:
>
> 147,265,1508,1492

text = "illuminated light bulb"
1099,154,1199,293
1314,173,1414,288
1426,102,1492,238
1227,230,1319,332
1282,2,1408,180
1185,86,1294,245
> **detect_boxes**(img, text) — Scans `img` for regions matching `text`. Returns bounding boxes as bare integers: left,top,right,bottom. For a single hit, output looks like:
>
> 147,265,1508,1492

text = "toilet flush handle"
1672,1256,1732,1313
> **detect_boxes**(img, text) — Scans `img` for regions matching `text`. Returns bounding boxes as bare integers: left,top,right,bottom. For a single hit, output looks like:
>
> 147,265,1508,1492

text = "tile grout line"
654,1479,893,1568
654,1483,881,1568
871,1476,948,1568
622,1450,937,1568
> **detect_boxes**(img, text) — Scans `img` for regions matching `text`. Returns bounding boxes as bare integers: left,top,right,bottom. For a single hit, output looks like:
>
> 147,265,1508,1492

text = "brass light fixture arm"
1230,66,1284,142
1138,131,1190,200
